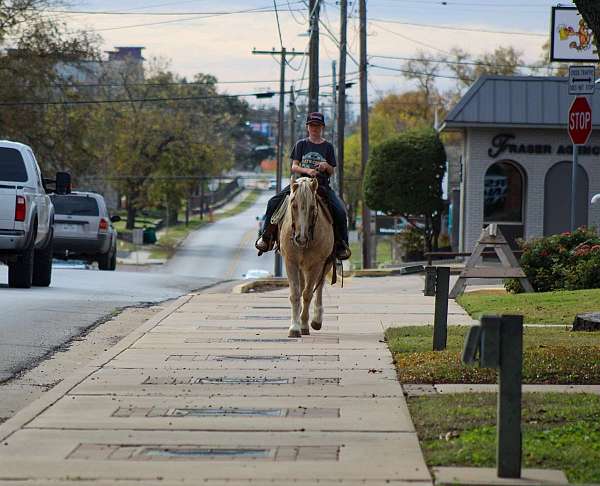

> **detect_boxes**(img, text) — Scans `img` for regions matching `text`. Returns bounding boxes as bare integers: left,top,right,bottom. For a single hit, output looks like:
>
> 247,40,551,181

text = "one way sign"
569,65,595,95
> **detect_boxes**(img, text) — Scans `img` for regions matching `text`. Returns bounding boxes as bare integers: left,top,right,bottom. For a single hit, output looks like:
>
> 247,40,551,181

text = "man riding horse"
255,112,351,261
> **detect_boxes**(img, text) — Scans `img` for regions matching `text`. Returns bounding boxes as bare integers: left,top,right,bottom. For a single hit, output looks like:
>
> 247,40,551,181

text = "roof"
442,75,600,130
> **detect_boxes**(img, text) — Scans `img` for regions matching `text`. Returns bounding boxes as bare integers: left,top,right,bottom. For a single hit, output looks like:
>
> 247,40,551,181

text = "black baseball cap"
306,112,325,126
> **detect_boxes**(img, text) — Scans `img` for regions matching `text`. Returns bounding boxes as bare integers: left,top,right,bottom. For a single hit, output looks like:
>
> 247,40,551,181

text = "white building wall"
462,127,600,252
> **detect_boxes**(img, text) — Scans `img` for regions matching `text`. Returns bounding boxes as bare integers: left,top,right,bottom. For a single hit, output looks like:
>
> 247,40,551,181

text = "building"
442,75,600,252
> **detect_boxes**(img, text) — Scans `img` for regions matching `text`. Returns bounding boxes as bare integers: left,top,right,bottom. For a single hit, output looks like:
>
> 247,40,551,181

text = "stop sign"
568,96,593,145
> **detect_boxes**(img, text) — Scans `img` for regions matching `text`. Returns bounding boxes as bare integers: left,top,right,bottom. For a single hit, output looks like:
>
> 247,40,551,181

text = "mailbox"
424,266,437,296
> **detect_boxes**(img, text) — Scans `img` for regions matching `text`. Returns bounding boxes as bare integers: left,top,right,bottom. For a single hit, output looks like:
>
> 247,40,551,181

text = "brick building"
442,75,600,252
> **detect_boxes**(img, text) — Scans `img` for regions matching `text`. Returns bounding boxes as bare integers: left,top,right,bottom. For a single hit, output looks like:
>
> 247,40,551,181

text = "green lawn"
350,238,393,269
148,189,261,259
458,288,600,325
385,326,600,384
408,393,600,484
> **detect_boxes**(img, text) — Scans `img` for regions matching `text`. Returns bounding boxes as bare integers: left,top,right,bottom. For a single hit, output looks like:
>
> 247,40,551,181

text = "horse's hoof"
311,321,322,331
301,327,310,336
288,329,301,338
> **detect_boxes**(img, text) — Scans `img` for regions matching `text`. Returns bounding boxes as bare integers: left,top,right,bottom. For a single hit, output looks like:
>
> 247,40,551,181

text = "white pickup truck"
0,141,58,288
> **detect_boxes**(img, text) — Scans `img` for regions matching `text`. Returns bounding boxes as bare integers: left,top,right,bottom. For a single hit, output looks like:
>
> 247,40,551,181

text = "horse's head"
290,177,318,247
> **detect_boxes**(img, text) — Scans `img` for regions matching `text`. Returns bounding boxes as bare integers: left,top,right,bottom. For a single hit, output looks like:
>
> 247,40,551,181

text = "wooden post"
433,267,450,351
497,315,523,478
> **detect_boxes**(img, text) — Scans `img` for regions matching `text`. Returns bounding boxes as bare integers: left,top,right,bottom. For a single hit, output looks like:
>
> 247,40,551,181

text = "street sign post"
568,95,593,231
568,66,595,95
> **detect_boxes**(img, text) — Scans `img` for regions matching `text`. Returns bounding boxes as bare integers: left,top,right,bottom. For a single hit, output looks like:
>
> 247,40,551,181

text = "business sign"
551,6,598,62
569,65,595,95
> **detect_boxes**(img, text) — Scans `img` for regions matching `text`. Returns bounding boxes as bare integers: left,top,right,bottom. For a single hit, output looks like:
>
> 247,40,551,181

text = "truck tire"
8,242,34,289
33,229,53,287
98,246,116,271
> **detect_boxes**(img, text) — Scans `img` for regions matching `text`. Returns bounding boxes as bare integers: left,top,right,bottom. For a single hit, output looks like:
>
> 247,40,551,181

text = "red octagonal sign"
568,96,593,145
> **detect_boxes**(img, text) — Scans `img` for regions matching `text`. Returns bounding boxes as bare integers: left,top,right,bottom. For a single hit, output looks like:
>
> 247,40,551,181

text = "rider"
255,112,351,260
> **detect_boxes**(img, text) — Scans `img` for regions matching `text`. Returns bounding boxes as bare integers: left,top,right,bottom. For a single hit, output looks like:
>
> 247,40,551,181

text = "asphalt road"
0,190,275,382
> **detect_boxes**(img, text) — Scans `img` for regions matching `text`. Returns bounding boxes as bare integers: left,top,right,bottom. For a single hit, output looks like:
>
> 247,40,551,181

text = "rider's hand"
306,168,318,178
317,162,330,173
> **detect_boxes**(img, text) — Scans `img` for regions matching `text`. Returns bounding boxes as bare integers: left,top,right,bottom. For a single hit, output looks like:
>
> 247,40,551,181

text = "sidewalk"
0,274,465,484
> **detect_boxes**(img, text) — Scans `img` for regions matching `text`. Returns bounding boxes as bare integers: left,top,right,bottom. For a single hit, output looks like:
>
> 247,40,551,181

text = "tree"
363,128,446,253
574,1,600,54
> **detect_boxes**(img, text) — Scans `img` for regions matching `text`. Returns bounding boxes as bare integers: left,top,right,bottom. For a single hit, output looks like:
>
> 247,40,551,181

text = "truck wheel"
98,247,114,271
33,230,53,287
8,243,34,289
109,246,117,271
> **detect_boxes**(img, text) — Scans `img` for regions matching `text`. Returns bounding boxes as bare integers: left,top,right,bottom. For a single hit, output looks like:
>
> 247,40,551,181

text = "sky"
44,0,578,112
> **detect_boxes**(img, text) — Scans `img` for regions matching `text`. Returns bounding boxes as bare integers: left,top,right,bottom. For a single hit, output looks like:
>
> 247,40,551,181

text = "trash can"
143,227,157,244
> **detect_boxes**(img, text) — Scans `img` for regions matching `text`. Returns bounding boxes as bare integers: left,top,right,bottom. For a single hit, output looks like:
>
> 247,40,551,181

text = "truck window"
51,195,100,216
0,148,28,182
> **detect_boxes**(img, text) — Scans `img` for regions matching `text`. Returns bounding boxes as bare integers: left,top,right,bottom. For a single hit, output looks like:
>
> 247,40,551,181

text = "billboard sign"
551,6,598,62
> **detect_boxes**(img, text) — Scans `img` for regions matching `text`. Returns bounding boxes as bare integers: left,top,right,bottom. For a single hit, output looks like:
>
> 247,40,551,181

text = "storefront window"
484,161,523,223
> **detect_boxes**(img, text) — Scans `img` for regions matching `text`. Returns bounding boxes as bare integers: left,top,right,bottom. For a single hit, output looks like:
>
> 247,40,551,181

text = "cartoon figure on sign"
558,19,593,52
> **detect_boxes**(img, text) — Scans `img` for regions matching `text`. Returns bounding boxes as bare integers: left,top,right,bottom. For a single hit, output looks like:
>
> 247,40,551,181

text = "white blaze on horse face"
291,180,315,248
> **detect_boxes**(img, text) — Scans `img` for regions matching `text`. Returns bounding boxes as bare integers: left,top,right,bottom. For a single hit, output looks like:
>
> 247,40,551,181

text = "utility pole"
289,85,296,150
359,0,372,269
252,48,307,277
337,0,347,200
331,60,338,193
308,0,320,112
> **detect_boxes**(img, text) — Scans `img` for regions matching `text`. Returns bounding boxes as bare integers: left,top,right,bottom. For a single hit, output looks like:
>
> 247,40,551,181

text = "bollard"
432,267,450,351
424,266,437,296
461,314,524,479
497,315,523,479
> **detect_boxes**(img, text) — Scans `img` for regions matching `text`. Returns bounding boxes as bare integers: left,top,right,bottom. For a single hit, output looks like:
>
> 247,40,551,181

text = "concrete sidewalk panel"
433,467,568,485
26,395,414,432
0,430,430,482
106,348,392,371
70,368,402,397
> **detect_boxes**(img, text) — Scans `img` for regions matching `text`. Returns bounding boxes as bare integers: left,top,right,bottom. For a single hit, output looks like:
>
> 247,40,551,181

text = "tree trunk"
574,1,600,54
432,212,442,251
126,205,136,230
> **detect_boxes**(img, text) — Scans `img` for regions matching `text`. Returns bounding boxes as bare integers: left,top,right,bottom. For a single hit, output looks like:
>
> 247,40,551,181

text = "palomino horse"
279,177,335,338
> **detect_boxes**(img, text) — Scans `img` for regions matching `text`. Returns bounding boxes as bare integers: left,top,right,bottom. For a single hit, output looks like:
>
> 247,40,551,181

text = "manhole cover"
69,444,340,461
112,406,340,418
167,354,340,362
142,376,341,386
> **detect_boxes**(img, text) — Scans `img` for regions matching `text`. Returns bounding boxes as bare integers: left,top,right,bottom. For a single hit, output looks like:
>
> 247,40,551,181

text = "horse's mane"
292,177,316,206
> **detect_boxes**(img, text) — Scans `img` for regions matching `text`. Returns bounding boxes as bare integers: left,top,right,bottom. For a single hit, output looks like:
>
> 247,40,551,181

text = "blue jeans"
263,185,349,244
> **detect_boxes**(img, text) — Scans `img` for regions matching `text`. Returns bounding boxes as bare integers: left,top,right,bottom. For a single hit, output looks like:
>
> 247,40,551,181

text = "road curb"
233,278,289,294
0,294,193,443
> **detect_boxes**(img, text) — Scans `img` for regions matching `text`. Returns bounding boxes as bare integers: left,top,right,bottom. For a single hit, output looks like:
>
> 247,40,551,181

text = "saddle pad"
271,195,289,225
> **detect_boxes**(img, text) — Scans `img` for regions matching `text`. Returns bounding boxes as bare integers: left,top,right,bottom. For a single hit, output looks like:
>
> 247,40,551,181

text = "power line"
370,63,472,81
272,0,285,50
369,54,560,72
367,17,547,38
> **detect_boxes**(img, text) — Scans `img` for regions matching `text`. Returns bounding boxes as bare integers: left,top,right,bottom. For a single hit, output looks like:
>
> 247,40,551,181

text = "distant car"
268,178,277,190
50,191,120,271
242,269,273,280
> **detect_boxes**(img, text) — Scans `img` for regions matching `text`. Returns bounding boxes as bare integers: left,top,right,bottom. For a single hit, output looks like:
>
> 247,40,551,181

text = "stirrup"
335,241,352,261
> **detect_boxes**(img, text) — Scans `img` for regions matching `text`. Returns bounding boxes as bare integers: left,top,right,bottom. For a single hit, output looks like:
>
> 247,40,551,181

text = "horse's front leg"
311,274,326,331
300,274,313,335
286,263,302,338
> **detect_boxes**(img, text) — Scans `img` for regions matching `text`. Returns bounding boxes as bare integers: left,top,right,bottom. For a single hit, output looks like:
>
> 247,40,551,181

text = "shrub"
397,225,425,259
505,227,600,293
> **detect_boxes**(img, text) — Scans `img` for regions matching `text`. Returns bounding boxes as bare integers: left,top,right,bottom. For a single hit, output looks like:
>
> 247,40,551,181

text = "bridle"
290,183,319,247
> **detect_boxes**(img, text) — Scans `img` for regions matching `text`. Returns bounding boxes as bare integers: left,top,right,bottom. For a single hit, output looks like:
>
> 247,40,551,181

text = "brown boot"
335,241,352,261
255,224,277,255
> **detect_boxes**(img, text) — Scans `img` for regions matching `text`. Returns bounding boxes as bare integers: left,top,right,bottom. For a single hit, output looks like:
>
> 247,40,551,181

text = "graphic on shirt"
300,151,326,170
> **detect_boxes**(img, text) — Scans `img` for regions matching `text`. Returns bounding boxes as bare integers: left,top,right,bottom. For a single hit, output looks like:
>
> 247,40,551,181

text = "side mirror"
55,172,71,195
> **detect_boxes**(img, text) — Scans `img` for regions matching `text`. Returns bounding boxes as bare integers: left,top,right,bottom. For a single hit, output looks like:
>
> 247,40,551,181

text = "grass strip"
408,392,600,484
386,326,600,384
148,189,261,259
458,288,600,325
350,238,393,269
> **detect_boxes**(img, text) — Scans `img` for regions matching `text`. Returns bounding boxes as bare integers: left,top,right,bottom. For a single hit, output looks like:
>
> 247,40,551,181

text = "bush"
397,226,425,261
505,227,600,293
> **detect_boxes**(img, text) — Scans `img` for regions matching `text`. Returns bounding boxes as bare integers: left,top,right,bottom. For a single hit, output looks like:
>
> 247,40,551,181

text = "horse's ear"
291,182,299,193
310,178,318,192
